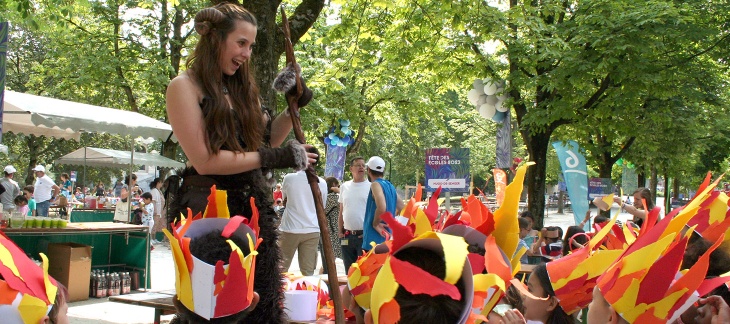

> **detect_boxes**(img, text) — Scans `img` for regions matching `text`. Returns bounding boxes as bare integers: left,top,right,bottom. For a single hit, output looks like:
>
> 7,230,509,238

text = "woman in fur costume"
165,3,315,323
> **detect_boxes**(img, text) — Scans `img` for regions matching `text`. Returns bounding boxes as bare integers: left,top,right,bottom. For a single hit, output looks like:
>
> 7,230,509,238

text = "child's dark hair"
594,215,609,224
532,263,575,324
14,195,28,206
562,226,587,256
518,217,530,230
391,246,467,324
171,229,253,323
141,192,153,200
23,185,34,194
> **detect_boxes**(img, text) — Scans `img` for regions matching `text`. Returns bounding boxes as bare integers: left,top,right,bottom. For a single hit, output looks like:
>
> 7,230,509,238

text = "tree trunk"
525,132,551,229
650,165,658,205
557,191,564,214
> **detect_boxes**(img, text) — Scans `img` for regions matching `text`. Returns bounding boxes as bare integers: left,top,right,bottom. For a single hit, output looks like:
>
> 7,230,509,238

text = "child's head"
364,246,469,324
14,195,28,207
521,263,572,323
141,192,153,203
46,282,70,324
23,185,34,198
518,217,530,239
171,229,259,323
60,173,69,181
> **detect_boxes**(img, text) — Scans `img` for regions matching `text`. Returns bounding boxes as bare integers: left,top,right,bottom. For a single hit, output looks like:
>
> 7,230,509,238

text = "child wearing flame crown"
0,233,70,324
166,187,261,323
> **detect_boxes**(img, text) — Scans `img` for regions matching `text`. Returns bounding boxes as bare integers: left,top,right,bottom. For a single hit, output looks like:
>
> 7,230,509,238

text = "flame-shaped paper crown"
347,242,391,310
0,233,58,324
163,186,261,320
545,215,624,314
368,226,474,324
595,194,730,324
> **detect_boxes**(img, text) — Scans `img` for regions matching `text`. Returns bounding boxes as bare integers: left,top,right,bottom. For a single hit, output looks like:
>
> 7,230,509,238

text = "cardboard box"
47,243,91,302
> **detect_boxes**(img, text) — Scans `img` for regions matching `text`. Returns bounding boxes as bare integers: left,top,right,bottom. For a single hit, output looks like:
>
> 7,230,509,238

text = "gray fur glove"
258,139,308,171
272,63,313,107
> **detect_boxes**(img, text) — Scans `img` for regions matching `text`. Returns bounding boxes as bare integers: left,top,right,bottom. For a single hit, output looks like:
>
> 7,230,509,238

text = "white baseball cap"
32,165,45,172
366,156,386,172
3,165,16,174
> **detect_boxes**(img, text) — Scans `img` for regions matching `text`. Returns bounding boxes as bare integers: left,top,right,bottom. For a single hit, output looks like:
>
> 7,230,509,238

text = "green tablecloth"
4,224,151,288
70,209,116,222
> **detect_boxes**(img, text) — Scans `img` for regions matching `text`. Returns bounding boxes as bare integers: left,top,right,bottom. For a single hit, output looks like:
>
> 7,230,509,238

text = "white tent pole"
83,146,87,193
128,138,134,223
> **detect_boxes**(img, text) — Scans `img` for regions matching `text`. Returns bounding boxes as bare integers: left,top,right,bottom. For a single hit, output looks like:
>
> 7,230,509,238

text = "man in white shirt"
0,165,21,213
338,157,371,274
279,169,327,276
33,165,60,217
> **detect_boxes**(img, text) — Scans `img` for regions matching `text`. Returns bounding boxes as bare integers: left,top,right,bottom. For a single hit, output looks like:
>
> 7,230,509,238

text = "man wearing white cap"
0,165,21,213
361,156,403,252
32,165,59,217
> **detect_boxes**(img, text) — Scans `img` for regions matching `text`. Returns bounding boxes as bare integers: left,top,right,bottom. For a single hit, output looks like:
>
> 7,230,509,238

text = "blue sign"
425,148,470,193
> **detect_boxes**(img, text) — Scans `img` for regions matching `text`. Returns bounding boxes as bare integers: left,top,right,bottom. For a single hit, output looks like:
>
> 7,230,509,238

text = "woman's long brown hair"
186,3,263,154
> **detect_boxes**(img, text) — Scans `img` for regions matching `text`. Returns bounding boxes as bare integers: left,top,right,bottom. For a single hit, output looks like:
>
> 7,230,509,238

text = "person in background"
517,217,531,264
74,187,84,201
120,174,137,203
0,165,21,213
33,165,60,217
149,178,165,244
561,225,588,256
362,156,404,252
113,179,124,197
14,195,29,216
272,183,283,204
321,177,342,270
531,226,563,261
613,187,655,227
338,156,371,274
141,192,155,240
279,157,326,276
59,173,73,198
23,185,36,216
95,181,105,197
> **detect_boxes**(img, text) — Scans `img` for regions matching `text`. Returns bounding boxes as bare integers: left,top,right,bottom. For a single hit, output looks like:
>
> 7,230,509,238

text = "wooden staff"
280,7,345,324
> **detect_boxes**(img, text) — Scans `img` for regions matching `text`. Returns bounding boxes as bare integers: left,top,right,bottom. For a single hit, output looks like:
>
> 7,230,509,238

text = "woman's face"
219,20,257,76
632,192,644,209
522,272,553,322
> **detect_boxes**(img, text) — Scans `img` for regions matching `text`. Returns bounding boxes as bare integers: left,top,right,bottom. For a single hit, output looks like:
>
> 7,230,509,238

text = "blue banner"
324,144,346,180
552,141,589,229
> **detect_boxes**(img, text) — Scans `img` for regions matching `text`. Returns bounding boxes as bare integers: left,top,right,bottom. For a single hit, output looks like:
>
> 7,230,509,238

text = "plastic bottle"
89,271,96,298
96,271,106,298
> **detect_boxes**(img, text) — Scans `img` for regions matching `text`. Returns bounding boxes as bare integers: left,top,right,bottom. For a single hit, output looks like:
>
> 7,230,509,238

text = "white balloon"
479,103,496,119
467,89,480,105
495,99,508,112
497,93,509,101
483,81,497,95
485,95,499,105
473,79,484,90
476,94,488,106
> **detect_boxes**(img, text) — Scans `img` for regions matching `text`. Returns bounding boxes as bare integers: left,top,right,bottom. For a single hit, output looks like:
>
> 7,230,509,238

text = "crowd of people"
4,2,730,324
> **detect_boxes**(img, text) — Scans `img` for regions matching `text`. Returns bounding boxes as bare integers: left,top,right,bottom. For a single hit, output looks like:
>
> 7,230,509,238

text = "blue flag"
552,141,589,229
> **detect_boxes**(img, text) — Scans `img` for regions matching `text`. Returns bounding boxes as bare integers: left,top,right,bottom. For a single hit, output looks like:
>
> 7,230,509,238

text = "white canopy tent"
2,90,173,140
55,147,185,169
1,90,179,225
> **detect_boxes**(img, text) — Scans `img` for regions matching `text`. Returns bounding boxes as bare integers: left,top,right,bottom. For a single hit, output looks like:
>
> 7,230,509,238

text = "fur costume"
166,167,285,323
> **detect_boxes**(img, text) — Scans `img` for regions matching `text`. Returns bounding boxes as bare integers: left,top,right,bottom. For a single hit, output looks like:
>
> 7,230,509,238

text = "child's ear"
546,296,559,312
